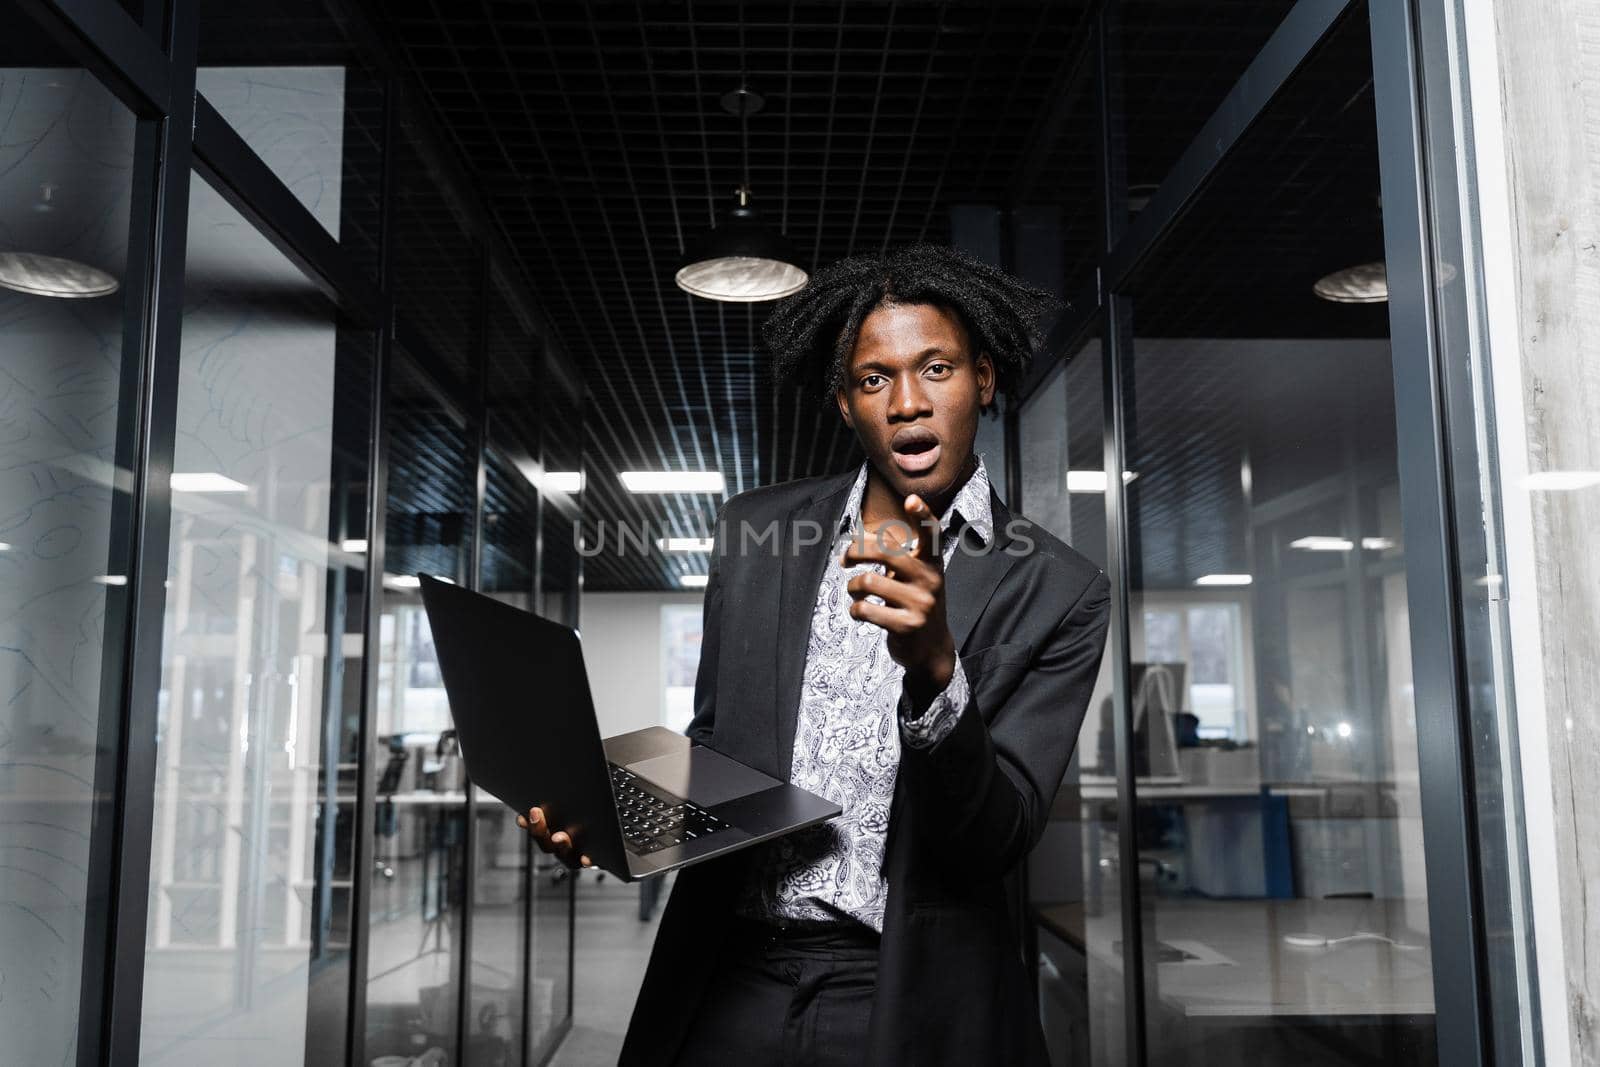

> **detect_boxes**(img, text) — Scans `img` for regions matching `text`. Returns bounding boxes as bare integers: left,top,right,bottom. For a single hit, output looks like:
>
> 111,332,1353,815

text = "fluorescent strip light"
1194,573,1252,586
678,574,709,589
383,574,421,590
620,470,725,494
545,471,584,494
1361,537,1395,551
341,538,368,553
658,537,714,553
93,574,128,586
1525,470,1600,491
1065,470,1138,493
171,471,249,493
0,542,10,551
1290,536,1354,552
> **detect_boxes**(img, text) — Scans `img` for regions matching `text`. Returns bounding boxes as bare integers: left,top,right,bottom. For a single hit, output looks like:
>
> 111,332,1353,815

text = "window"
660,603,702,734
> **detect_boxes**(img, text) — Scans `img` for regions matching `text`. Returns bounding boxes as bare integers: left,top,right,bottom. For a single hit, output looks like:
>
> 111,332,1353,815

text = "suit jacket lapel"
943,489,1020,653
774,472,856,776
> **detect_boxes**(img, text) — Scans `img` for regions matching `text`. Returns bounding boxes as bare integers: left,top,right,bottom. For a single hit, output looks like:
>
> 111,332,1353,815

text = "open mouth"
889,425,942,475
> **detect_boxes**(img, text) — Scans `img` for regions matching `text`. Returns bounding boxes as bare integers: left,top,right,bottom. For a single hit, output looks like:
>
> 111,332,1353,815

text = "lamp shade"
675,195,808,302
0,252,119,298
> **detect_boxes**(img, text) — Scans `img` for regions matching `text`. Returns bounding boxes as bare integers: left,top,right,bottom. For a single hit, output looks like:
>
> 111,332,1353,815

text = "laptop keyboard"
608,763,733,855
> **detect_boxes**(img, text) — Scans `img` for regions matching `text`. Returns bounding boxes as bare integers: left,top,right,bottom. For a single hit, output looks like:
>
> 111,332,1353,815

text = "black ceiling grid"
379,0,1090,589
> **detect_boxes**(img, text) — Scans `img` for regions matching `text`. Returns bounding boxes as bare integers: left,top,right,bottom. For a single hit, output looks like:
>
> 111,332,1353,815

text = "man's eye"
861,374,885,389
926,363,952,376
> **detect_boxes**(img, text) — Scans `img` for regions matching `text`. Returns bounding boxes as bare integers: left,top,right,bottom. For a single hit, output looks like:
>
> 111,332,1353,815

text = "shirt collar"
837,454,995,547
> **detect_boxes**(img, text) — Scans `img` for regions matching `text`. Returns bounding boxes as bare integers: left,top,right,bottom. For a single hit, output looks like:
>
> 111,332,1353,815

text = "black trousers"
672,916,880,1067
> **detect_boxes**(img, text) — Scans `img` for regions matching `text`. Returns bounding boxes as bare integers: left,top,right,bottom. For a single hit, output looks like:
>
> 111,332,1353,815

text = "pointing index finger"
904,494,940,565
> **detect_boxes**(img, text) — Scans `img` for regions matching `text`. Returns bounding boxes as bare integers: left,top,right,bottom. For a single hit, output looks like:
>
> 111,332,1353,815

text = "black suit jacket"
620,468,1111,1066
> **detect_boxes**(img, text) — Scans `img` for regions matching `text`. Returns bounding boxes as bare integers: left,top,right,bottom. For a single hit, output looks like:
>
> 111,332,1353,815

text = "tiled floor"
547,870,674,1066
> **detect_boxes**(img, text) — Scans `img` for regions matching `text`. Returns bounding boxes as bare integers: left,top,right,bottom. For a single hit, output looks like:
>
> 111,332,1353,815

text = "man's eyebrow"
850,346,958,374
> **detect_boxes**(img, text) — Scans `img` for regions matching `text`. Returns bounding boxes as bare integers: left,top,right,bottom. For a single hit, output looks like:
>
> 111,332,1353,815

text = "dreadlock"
761,244,1058,413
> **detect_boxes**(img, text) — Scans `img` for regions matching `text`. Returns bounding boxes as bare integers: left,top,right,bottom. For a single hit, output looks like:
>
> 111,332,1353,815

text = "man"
522,245,1110,1065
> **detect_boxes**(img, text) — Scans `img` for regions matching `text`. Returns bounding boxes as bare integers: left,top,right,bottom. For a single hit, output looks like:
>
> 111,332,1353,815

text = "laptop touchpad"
627,747,781,808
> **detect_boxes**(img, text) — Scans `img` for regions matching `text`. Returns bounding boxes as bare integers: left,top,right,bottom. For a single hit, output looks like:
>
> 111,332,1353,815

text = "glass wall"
1022,339,1125,1066
365,353,475,1064
139,171,371,1065
0,23,140,1065
469,445,536,1066
0,0,1527,1063
1116,14,1435,1064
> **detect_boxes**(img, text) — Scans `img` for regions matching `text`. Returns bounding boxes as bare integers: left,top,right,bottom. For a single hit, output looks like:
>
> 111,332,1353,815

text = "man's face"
835,301,995,506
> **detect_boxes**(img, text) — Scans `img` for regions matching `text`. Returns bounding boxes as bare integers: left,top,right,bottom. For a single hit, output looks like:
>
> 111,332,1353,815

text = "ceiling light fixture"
679,574,709,589
544,471,584,494
0,251,119,298
620,470,725,494
1361,537,1395,551
658,537,714,553
674,85,808,303
1313,260,1457,304
1290,535,1355,552
1525,470,1600,491
1065,470,1137,493
515,460,585,496
341,539,368,553
1195,574,1253,587
1313,262,1388,304
171,472,249,493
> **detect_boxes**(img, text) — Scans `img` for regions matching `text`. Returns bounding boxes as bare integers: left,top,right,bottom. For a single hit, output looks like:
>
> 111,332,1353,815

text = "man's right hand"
518,806,593,868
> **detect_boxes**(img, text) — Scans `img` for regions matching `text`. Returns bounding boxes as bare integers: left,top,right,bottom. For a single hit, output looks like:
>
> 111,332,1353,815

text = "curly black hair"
761,244,1059,413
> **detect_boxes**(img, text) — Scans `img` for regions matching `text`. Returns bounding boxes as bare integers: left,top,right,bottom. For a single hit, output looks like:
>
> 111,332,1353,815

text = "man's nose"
888,374,931,419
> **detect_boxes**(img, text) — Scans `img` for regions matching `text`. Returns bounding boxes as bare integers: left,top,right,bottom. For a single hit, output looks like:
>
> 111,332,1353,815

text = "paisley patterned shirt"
734,458,994,932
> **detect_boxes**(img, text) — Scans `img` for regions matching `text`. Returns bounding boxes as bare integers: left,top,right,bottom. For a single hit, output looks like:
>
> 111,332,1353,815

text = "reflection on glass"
197,0,385,276
366,356,473,1065
140,172,370,1065
392,127,480,385
1120,18,1434,1065
1112,0,1297,228
467,447,537,1066
532,368,580,1058
1021,342,1125,1066
0,52,137,1066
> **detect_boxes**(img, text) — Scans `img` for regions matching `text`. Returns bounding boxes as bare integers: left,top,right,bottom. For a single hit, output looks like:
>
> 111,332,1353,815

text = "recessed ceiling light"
1361,537,1395,550
1290,535,1354,551
341,538,368,553
0,542,10,551
1195,574,1252,586
678,574,709,589
621,470,725,494
658,537,714,553
1065,470,1138,493
1525,470,1600,491
93,574,128,586
383,574,421,590
544,471,584,494
0,251,119,298
515,462,585,495
171,472,248,493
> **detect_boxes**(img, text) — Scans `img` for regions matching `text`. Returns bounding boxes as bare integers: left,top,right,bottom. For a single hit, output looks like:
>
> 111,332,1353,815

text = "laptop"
417,575,841,881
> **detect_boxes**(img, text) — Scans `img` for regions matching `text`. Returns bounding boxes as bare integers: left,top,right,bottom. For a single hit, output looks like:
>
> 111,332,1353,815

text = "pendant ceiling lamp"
1312,259,1458,304
1312,261,1388,304
675,86,808,303
0,251,119,298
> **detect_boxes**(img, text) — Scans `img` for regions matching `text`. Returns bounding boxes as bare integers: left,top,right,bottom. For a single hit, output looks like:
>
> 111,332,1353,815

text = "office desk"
1035,898,1433,1019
